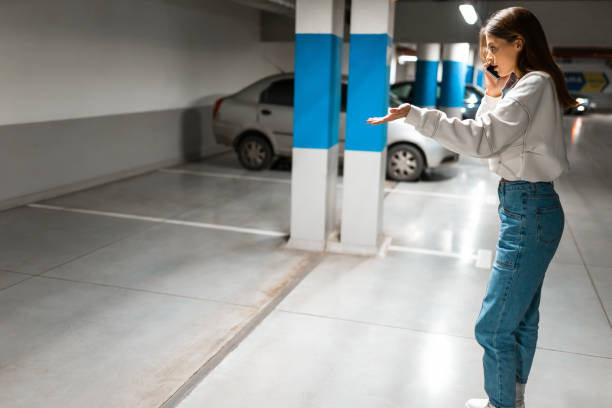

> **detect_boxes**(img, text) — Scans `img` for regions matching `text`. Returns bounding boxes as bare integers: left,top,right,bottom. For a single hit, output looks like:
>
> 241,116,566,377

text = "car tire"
386,144,425,182
237,134,274,171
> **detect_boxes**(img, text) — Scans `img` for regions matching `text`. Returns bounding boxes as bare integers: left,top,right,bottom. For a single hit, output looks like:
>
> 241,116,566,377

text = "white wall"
0,0,286,126
0,0,296,208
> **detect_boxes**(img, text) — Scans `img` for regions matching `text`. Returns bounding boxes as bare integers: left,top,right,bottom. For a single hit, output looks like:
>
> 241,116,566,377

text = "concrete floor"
1,114,611,408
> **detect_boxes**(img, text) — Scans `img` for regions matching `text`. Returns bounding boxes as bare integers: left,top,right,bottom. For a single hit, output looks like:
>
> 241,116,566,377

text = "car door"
258,78,294,155
259,78,348,155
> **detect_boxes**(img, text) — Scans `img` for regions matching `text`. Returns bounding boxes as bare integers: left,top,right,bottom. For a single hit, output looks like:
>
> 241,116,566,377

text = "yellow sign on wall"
565,72,610,93
581,72,609,93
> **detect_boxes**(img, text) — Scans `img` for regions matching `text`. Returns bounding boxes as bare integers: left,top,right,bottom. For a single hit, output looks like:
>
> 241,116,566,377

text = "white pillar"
439,42,470,119
331,0,395,256
472,43,484,87
466,44,476,85
287,0,345,251
390,44,398,84
414,43,441,108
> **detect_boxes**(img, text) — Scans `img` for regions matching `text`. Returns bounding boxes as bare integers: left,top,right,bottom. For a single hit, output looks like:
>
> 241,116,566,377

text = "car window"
389,92,401,107
260,79,294,106
393,83,412,99
260,80,390,111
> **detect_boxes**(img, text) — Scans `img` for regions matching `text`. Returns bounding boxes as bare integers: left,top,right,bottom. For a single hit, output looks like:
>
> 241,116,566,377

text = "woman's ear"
514,38,524,51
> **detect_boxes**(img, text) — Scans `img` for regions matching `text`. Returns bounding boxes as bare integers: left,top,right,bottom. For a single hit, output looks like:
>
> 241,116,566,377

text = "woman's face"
485,33,524,78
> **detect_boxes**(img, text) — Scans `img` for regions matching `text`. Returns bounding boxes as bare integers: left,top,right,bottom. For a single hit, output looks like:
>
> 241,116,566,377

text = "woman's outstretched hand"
366,103,412,125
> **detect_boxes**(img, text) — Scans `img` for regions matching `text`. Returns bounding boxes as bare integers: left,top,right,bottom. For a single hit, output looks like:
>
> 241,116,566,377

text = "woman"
367,7,578,408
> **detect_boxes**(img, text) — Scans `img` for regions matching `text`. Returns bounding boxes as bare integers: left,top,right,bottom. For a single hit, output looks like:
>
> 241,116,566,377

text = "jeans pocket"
501,208,522,220
496,208,524,270
537,205,564,244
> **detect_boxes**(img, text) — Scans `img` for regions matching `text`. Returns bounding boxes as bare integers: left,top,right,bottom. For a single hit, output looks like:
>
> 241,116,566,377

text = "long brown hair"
479,6,578,110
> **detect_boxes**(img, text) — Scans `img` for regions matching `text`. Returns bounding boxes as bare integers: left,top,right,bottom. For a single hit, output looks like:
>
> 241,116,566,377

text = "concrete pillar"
476,68,484,88
440,43,470,119
286,0,345,252
333,0,394,255
390,44,398,84
413,43,440,108
395,60,409,82
465,44,475,85
473,44,484,88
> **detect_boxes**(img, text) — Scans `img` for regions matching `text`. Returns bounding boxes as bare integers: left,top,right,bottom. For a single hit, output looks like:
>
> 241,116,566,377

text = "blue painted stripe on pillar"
293,33,342,149
465,65,473,85
439,60,467,108
413,60,439,107
476,69,484,88
345,33,391,152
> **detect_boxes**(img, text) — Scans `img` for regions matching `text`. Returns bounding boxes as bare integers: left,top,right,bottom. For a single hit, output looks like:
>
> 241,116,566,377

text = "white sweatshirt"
403,70,570,182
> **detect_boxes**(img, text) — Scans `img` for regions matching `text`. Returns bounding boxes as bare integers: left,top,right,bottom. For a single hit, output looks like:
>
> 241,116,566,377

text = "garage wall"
0,0,289,209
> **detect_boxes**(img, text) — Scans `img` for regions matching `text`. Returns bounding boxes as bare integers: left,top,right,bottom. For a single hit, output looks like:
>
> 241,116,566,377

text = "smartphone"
486,64,501,79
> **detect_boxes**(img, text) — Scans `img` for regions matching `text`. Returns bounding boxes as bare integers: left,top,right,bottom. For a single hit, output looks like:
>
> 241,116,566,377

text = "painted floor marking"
159,169,498,204
27,203,287,237
388,244,492,269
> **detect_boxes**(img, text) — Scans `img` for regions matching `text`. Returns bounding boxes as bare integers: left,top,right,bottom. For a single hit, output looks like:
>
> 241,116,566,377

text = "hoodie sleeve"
476,93,502,120
403,95,530,159
403,74,547,159
475,93,503,164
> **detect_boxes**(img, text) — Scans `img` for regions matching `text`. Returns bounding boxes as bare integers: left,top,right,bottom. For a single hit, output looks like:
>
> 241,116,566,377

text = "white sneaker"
465,384,526,408
464,398,496,408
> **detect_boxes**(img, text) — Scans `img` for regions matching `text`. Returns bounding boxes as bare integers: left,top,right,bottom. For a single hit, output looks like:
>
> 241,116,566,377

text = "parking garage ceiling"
255,0,612,48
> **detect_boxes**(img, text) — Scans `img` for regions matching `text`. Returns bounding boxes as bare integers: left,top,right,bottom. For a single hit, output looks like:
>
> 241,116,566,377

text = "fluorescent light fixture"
459,4,478,25
398,55,417,64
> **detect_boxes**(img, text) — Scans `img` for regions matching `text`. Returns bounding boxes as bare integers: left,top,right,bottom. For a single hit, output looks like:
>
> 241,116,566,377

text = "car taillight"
213,98,225,119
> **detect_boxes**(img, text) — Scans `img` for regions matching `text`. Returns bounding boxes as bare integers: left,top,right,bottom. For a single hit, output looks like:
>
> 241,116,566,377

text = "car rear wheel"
237,134,274,170
386,144,425,182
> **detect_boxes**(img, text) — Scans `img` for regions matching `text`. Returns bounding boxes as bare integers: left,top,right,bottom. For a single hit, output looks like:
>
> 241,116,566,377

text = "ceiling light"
398,55,417,64
459,4,478,25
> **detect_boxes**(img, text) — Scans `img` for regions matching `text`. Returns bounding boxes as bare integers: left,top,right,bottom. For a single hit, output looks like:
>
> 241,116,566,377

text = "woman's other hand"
366,103,412,125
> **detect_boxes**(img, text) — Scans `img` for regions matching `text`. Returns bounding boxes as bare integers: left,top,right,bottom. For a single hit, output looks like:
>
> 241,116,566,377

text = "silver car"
213,73,459,181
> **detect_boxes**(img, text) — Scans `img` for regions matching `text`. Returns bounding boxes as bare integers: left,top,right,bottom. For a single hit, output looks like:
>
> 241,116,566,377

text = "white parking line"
159,168,291,184
388,245,492,269
385,188,498,204
27,204,288,237
28,203,165,223
28,203,493,268
159,168,498,204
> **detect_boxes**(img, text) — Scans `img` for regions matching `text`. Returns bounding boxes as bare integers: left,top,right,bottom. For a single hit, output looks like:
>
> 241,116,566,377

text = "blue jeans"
475,180,564,408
